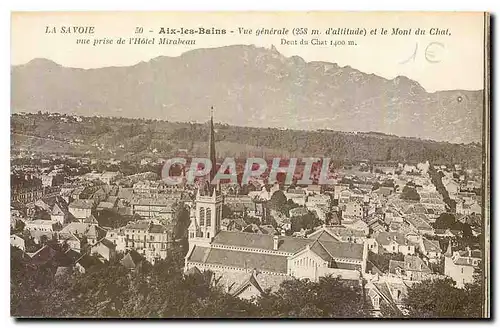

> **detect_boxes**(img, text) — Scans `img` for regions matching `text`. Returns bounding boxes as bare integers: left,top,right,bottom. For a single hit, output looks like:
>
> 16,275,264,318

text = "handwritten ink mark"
425,42,445,63
400,42,445,64
399,43,418,64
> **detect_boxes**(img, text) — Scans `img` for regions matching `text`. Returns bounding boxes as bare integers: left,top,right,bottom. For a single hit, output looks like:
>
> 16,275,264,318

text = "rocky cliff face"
11,45,483,143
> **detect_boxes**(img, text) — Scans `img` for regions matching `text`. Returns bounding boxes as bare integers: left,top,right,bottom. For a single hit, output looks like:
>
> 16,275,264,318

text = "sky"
11,11,486,92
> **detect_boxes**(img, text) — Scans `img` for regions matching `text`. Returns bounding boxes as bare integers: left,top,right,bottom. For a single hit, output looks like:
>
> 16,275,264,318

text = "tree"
269,190,288,215
433,213,457,229
221,204,234,219
400,185,420,201
255,275,368,318
173,203,190,240
291,211,320,233
404,277,482,318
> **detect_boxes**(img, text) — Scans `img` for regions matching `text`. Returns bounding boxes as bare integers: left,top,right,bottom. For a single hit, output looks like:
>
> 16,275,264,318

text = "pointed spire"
208,106,217,189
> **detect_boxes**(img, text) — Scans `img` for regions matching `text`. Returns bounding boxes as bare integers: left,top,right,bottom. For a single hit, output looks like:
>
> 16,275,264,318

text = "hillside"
11,45,483,144
11,112,482,167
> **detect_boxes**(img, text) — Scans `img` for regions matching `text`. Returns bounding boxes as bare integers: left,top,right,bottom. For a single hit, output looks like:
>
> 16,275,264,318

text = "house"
121,221,174,263
405,214,434,235
41,171,64,187
120,250,145,271
96,201,116,213
59,221,106,247
91,238,117,261
59,233,82,252
10,234,26,251
366,238,379,254
75,254,103,274
284,189,307,206
305,184,322,195
375,187,393,197
130,197,176,220
27,244,58,266
443,178,460,195
444,247,481,288
434,229,455,238
333,184,350,200
456,200,482,215
306,194,331,209
308,225,366,244
280,218,292,232
144,224,174,264
225,201,251,218
342,201,364,220
69,199,94,220
86,225,108,245
50,203,70,224
389,255,432,281
220,218,238,232
104,228,127,252
187,266,292,301
289,207,309,218
25,219,59,233
100,171,122,185
365,279,407,316
419,238,442,262
374,232,415,255
29,231,56,245
342,219,370,236
242,224,277,235
368,219,386,233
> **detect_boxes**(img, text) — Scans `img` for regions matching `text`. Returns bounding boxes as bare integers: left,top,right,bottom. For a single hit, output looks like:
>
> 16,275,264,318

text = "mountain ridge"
11,45,483,143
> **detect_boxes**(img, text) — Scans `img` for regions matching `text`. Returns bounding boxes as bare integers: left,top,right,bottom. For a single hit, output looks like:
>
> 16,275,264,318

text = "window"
207,232,210,239
150,235,154,241
206,208,212,227
199,208,205,226
189,232,194,239
200,232,204,238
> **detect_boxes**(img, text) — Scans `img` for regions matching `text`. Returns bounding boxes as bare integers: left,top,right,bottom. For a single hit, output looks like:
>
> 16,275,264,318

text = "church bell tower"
188,108,223,247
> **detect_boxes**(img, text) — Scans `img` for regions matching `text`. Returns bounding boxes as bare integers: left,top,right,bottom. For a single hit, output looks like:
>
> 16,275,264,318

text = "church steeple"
187,107,223,249
208,106,217,185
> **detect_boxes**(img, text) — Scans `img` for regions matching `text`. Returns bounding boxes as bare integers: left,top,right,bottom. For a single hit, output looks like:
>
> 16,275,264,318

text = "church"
184,112,368,299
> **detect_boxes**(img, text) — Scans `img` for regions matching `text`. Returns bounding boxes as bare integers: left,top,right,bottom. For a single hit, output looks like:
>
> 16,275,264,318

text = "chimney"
273,235,279,251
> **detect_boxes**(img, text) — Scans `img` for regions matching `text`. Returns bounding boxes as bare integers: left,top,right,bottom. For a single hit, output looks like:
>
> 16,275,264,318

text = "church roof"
211,230,365,261
308,239,364,261
188,245,288,274
212,231,310,254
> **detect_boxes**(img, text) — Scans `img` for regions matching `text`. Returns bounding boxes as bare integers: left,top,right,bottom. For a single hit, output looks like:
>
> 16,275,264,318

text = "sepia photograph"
9,11,490,319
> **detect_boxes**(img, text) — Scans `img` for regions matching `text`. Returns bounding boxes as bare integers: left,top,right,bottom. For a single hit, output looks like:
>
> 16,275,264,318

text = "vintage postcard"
10,12,490,318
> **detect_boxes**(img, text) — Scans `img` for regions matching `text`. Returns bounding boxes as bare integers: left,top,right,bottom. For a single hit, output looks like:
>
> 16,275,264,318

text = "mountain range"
11,45,483,144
